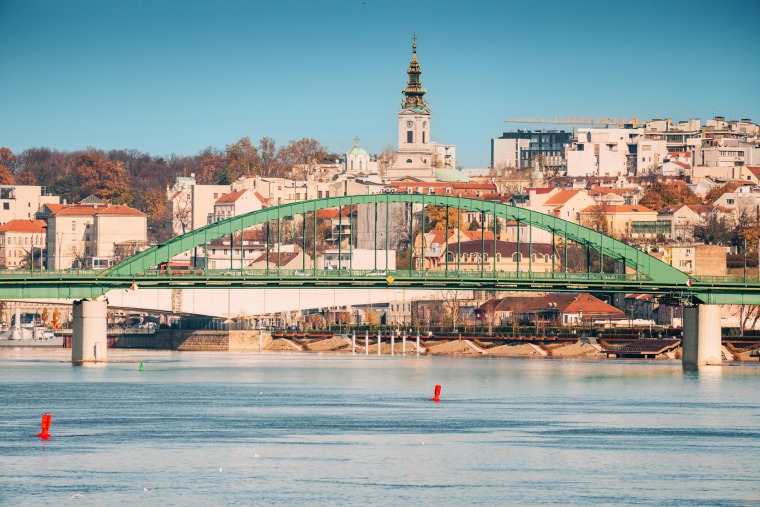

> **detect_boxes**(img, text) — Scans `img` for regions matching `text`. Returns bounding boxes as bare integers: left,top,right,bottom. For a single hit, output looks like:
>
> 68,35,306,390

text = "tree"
440,290,468,332
639,180,700,210
195,149,227,184
425,205,464,231
694,210,734,245
258,137,286,178
584,205,610,234
376,145,396,179
225,137,260,181
488,162,527,193
0,147,16,184
73,152,132,204
280,138,329,180
704,182,740,204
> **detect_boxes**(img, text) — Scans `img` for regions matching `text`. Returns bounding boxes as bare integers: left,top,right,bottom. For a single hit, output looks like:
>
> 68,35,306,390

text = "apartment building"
0,185,60,225
0,219,47,269
46,202,146,269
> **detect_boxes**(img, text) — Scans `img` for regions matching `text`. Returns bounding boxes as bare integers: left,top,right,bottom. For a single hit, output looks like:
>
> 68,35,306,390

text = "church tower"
387,35,436,181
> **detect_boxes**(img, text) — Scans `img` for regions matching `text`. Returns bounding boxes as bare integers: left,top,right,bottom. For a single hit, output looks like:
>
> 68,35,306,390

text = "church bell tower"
388,35,435,181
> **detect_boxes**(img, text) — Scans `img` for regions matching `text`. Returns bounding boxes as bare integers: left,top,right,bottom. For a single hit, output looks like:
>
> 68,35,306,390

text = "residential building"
479,292,626,327
660,244,727,276
247,250,312,270
207,189,263,224
321,249,396,270
46,202,146,269
0,219,47,269
491,130,572,171
0,185,60,225
579,204,663,240
434,240,554,272
536,189,596,223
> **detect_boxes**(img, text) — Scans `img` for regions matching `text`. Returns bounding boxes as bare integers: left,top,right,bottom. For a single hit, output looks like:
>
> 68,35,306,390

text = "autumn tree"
425,205,464,231
639,180,700,210
704,182,741,204
195,149,227,184
73,152,132,204
258,137,286,178
280,138,329,180
225,137,259,182
0,147,16,184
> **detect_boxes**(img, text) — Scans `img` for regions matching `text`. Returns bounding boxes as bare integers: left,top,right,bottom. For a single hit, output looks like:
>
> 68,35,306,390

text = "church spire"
401,34,427,111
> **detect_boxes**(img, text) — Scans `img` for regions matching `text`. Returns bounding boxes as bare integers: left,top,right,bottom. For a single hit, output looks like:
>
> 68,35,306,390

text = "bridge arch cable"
103,194,688,285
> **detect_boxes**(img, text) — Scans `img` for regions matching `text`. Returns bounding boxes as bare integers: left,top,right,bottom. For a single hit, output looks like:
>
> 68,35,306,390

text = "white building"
46,203,147,269
0,219,47,269
0,185,60,225
566,128,668,177
207,189,263,224
321,248,396,271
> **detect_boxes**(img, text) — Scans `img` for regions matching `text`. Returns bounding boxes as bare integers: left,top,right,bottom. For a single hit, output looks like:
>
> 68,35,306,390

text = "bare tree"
440,290,469,332
376,145,396,180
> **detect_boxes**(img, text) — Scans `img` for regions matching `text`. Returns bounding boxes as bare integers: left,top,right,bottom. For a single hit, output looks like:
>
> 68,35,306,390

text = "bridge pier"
683,305,722,367
72,299,107,364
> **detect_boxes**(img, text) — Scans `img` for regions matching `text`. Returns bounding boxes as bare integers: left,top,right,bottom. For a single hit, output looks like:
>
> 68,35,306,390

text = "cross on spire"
412,33,418,49
354,135,360,146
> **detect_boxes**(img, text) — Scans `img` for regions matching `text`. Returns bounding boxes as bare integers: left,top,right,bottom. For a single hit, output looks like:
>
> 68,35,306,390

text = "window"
422,131,426,144
407,159,413,163
512,253,522,262
407,131,413,143
3,203,8,210
727,199,735,205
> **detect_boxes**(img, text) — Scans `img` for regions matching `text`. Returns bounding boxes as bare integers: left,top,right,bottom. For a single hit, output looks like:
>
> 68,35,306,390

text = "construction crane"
504,117,644,127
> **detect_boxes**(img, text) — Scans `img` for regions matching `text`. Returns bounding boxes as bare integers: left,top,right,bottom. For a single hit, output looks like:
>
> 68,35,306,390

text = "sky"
1,0,759,168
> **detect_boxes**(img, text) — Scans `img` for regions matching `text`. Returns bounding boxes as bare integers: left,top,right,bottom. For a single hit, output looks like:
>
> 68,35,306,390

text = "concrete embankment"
112,330,271,351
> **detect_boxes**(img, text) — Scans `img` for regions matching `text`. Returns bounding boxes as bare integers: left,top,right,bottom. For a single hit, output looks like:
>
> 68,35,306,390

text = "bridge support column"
72,299,107,364
683,305,722,367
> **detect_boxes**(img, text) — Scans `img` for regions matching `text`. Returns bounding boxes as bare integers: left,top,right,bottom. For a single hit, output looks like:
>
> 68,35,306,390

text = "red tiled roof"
316,209,339,220
253,191,270,205
581,205,656,214
215,189,248,204
543,190,581,206
462,229,495,241
521,293,626,318
250,252,299,266
53,204,144,217
747,167,760,178
0,219,47,233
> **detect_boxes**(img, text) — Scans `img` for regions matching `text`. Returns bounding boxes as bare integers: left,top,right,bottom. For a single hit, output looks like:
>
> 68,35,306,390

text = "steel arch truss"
106,194,689,285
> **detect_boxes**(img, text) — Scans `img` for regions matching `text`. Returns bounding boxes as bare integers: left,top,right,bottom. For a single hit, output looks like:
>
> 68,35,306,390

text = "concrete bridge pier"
72,299,108,364
683,305,722,367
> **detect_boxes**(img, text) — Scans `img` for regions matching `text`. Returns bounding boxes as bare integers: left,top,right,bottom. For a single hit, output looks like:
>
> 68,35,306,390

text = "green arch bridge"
1,194,758,305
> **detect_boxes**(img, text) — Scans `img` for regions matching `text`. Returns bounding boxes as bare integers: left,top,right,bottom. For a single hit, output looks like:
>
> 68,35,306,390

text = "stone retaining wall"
112,330,271,351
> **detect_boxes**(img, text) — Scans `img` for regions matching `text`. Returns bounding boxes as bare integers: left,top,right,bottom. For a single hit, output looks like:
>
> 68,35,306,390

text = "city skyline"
1,0,759,168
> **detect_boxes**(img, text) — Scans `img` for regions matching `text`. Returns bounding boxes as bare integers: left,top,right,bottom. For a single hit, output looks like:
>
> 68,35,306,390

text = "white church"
347,37,459,183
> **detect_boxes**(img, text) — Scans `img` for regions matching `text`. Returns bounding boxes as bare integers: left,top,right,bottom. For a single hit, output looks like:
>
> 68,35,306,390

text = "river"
1,349,759,505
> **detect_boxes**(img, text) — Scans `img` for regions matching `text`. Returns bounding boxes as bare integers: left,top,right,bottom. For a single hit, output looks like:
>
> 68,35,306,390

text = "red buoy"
37,413,52,439
431,384,441,402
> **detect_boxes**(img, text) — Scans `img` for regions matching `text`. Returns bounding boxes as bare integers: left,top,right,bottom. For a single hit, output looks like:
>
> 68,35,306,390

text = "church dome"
347,145,369,157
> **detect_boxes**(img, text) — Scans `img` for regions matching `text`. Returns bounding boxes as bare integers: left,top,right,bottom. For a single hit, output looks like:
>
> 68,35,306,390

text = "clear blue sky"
1,0,759,168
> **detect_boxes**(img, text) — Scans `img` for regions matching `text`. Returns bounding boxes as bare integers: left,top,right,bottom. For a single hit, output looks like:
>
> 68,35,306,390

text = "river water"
1,349,759,506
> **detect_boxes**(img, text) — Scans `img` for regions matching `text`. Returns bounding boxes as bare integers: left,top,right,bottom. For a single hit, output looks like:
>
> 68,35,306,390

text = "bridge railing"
137,268,655,282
